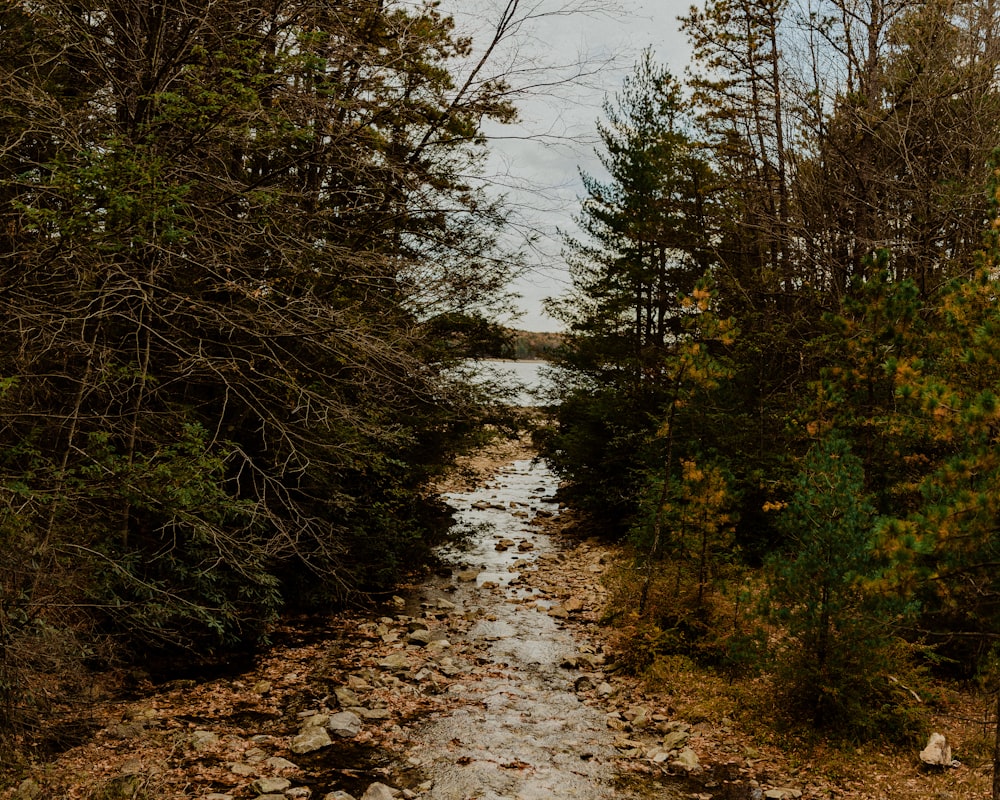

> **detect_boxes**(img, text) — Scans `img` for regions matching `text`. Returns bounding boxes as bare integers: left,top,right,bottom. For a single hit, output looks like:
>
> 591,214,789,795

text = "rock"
291,726,332,754
662,730,689,750
287,789,312,799
389,596,406,610
920,732,953,767
357,706,392,720
361,783,398,800
229,763,256,776
407,628,435,645
671,747,701,772
14,778,40,800
378,653,412,671
764,790,801,800
205,795,234,800
547,605,569,619
425,638,451,654
335,686,361,707
563,597,584,612
495,539,515,551
517,540,534,550
574,675,595,692
596,682,614,697
327,711,363,738
324,793,358,800
253,680,272,695
251,777,292,795
455,568,480,582
300,713,330,728
189,729,220,750
265,756,299,772
436,598,456,611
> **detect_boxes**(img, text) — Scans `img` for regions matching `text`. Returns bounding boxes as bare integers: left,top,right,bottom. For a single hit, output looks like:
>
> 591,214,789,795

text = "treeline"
0,0,522,743
541,0,1000,743
505,330,565,360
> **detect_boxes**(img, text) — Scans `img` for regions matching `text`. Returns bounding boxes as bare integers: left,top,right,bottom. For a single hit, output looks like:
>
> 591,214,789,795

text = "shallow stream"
401,458,681,800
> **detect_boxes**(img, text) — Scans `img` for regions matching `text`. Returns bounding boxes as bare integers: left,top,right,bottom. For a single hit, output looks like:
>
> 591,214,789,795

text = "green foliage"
767,434,923,740
0,0,523,733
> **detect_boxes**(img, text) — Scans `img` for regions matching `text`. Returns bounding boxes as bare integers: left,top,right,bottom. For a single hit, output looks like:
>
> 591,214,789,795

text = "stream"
399,457,681,800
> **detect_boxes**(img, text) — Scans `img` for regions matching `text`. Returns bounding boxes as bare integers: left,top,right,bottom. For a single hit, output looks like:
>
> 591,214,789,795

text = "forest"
539,0,1000,754
2,0,1000,783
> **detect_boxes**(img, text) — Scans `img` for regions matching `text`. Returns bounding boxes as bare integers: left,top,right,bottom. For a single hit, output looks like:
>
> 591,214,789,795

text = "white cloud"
440,0,695,331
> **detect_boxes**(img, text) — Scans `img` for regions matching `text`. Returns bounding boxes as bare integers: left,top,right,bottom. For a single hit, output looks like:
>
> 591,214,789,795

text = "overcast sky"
442,0,696,332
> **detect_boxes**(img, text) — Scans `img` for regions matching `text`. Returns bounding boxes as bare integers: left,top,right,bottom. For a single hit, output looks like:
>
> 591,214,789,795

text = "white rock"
291,726,332,754
920,732,953,766
327,711,363,738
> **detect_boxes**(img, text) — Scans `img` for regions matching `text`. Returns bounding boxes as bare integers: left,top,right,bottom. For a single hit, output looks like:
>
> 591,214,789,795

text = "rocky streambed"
3,452,789,800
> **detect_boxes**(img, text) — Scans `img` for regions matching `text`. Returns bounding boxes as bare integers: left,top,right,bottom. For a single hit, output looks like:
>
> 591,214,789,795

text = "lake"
475,359,554,407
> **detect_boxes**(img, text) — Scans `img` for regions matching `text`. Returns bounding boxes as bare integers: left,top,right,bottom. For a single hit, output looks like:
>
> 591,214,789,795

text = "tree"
540,52,716,531
0,0,526,745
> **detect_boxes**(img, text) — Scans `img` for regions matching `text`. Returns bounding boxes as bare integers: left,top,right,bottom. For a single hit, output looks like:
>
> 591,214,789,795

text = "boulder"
919,732,953,767
327,711,363,739
671,747,700,773
291,726,332,754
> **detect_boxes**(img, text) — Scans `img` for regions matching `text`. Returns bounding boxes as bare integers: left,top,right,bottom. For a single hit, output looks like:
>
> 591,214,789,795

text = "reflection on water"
475,359,555,407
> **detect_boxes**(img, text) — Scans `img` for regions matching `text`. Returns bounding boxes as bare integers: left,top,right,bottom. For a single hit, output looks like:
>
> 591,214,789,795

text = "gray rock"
324,793,358,800
378,653,412,671
361,783,398,800
920,732,953,766
265,756,299,771
205,795,235,800
189,729,220,750
229,762,256,776
251,777,291,794
764,790,802,800
671,747,700,772
291,726,332,754
662,730,689,750
327,711,363,738
407,628,435,645
335,686,361,707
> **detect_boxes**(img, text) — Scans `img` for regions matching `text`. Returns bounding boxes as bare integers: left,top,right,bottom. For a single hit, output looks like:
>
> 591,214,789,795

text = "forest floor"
0,432,994,800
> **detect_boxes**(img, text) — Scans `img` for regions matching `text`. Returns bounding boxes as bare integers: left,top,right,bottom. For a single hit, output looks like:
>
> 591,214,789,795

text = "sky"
441,0,696,332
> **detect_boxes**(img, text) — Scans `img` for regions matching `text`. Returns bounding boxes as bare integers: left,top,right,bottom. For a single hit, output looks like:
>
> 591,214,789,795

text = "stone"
251,777,291,794
205,795,235,800
495,539,515,551
671,747,700,772
327,711,363,738
287,790,312,798
291,726,332,754
920,732,953,767
324,793,358,800
662,730,689,750
378,653,412,671
253,680,272,695
265,756,299,771
764,790,801,800
301,713,330,728
335,686,361,707
563,597,584,612
425,639,451,653
456,568,480,582
229,763,256,776
189,730,220,750
407,628,435,646
361,783,398,800
14,778,41,800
